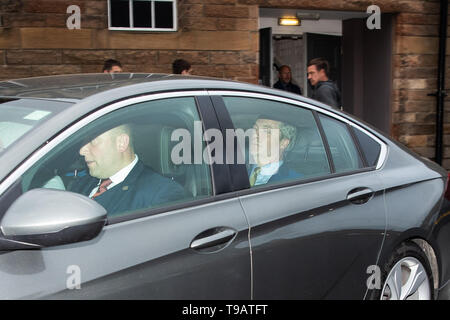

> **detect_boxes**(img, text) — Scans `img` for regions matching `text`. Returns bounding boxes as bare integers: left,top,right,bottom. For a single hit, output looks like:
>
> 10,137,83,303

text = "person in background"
172,59,192,75
307,58,341,109
103,59,123,73
273,65,302,95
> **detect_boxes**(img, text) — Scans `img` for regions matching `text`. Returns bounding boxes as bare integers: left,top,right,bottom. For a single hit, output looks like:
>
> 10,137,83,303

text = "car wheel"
378,241,434,300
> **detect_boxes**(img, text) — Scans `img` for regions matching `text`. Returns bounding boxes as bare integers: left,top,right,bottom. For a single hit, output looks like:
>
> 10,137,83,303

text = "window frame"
0,91,224,225
107,0,178,32
316,112,366,173
207,91,388,195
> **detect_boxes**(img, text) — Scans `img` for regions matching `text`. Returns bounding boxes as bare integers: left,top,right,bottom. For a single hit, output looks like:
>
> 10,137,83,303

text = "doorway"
259,8,393,134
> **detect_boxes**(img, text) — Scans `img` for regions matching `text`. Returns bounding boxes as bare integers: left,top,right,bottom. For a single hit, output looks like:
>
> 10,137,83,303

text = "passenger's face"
250,119,288,167
79,129,122,179
279,67,292,84
307,65,321,86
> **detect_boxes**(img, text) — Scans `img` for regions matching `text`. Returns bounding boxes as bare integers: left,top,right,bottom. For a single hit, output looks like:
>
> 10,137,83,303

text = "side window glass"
21,97,212,219
351,127,381,167
318,114,363,173
222,97,330,187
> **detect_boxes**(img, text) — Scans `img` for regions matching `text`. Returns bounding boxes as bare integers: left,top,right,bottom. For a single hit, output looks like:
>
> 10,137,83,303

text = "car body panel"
0,198,250,299
0,74,448,299
239,170,386,299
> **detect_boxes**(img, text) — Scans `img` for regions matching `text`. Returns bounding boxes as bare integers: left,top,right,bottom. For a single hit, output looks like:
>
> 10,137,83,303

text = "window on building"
108,0,177,31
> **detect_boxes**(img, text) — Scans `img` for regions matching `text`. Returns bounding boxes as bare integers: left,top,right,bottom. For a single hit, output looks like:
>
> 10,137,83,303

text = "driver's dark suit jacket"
70,161,185,217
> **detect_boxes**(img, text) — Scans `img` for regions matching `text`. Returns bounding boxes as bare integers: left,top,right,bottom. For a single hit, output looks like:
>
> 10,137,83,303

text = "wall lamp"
278,17,301,26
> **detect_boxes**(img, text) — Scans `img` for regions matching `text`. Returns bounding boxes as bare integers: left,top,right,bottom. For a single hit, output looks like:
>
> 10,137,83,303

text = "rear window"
351,126,381,167
0,99,66,155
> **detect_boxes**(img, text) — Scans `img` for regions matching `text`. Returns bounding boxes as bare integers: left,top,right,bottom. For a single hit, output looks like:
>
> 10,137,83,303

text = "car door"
0,92,251,299
213,91,387,299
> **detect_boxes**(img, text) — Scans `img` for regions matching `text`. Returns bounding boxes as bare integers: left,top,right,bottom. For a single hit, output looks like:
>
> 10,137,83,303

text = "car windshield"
0,98,67,155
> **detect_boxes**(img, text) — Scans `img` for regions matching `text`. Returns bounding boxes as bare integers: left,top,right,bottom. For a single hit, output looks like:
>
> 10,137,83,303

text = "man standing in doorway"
307,58,341,109
273,65,302,95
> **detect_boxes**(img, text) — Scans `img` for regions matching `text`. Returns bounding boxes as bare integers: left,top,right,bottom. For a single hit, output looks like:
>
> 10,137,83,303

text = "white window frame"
107,0,177,32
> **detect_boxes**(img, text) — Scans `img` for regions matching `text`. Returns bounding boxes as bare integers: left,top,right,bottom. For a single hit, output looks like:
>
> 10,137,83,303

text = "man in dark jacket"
307,58,341,109
72,124,185,217
273,65,302,95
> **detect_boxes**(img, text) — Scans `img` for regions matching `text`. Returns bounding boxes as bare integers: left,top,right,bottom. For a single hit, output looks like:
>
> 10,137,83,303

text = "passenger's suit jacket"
70,161,185,217
248,163,303,186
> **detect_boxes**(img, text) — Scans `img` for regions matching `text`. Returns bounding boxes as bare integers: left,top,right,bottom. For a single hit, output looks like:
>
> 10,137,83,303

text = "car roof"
0,73,300,102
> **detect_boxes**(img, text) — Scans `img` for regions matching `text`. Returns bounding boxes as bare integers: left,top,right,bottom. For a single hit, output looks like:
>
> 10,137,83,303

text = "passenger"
71,124,185,216
248,118,302,186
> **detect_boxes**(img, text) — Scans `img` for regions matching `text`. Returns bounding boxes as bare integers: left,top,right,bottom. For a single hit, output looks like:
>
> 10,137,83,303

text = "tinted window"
222,97,330,187
109,0,176,30
110,0,130,27
351,127,381,167
0,99,66,155
319,114,363,173
155,1,174,28
22,97,212,219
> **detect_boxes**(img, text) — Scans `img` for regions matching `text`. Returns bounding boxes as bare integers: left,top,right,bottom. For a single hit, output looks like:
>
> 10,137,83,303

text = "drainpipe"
431,0,448,165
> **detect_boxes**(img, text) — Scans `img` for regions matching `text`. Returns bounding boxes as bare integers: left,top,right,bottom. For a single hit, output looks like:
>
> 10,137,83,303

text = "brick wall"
0,0,259,81
0,0,449,168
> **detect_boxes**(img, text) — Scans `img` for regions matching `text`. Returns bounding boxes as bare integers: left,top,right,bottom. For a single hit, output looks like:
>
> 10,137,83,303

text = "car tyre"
373,241,434,300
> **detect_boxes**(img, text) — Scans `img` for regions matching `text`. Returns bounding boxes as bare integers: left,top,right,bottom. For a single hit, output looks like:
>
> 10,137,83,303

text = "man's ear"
116,134,130,152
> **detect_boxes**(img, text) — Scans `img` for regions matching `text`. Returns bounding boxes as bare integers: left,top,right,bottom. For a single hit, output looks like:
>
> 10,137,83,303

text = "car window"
21,96,212,219
318,114,363,173
0,99,65,155
351,126,381,167
222,96,330,187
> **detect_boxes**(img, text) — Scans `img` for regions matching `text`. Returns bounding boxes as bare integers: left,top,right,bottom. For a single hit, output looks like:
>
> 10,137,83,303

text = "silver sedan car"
0,73,449,300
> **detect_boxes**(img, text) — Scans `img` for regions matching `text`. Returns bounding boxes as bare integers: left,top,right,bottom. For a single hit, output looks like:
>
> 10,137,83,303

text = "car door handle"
347,187,374,205
190,227,236,251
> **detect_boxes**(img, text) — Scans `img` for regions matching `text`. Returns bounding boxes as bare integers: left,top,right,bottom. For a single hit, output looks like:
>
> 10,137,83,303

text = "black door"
306,33,342,97
259,27,272,87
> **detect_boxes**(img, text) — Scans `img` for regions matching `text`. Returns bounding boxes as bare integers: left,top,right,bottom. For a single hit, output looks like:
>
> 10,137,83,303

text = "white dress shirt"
88,154,139,198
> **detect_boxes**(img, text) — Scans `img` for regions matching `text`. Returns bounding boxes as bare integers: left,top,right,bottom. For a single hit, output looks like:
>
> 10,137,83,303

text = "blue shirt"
249,161,283,186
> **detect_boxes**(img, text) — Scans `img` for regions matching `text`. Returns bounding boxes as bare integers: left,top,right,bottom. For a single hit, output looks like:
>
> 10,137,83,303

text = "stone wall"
0,0,260,82
0,0,449,168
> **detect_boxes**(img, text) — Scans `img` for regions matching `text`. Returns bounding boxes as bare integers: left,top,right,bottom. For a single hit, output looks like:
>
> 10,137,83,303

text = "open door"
342,15,393,134
259,27,273,87
305,33,342,97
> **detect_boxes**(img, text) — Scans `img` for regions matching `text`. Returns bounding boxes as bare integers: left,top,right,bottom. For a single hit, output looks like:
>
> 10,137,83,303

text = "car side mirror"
0,189,107,248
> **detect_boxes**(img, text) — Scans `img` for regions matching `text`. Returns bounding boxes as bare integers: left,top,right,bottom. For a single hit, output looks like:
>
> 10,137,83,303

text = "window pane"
223,97,330,188
155,1,173,29
319,115,363,173
351,127,381,167
22,97,212,219
110,0,130,27
133,0,152,28
0,99,63,155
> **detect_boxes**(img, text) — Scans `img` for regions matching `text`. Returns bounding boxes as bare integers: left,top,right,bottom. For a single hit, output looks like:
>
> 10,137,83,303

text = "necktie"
91,178,112,199
249,167,261,187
